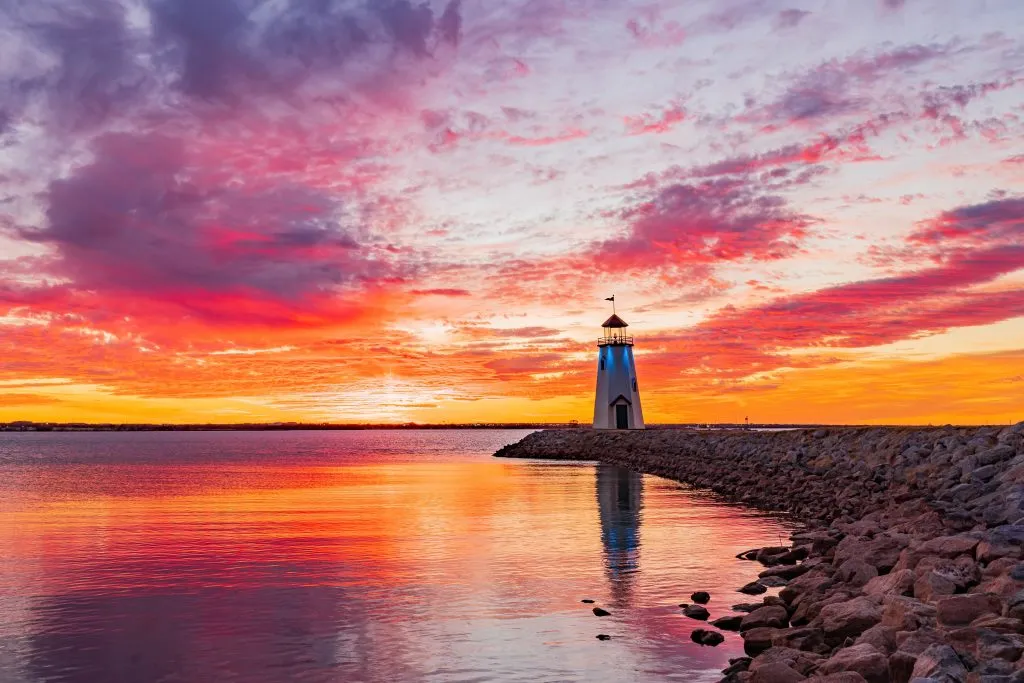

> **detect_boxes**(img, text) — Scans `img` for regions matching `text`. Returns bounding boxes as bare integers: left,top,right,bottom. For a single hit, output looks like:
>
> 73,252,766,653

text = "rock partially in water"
711,615,744,631
592,607,611,617
740,581,768,595
581,598,595,604
691,628,725,646
595,634,611,640
691,591,711,604
682,604,710,621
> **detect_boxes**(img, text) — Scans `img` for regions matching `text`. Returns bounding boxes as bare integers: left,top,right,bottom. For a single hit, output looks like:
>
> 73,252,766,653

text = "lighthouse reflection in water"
597,464,644,606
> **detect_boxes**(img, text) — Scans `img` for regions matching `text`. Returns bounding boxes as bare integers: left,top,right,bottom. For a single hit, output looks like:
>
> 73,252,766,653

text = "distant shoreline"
0,422,1001,432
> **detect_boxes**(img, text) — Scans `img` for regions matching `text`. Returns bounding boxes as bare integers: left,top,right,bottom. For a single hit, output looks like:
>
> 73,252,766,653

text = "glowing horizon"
1,0,1022,426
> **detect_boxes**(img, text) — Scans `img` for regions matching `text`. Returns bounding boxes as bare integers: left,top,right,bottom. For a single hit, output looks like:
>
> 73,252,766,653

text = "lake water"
0,430,796,682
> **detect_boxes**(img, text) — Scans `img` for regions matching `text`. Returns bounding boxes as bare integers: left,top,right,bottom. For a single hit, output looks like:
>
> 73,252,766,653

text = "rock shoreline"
494,425,1024,682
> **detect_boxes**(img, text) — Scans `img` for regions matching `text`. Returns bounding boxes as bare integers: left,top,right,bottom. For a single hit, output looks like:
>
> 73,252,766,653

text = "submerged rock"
592,607,611,617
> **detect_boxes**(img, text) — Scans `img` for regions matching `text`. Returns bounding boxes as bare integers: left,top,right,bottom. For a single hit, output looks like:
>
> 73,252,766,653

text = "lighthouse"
593,302,645,430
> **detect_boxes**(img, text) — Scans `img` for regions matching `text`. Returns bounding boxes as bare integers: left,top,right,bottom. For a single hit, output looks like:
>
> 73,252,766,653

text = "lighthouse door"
615,404,629,429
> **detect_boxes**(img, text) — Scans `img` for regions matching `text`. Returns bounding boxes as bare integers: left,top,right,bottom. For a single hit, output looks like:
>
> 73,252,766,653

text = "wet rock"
682,604,710,620
760,576,790,588
690,628,725,646
744,627,781,656
721,656,751,676
712,615,745,631
735,603,766,613
581,599,595,603
596,634,611,640
592,607,611,617
761,564,811,581
691,591,711,604
815,643,889,683
936,593,1002,627
741,581,769,595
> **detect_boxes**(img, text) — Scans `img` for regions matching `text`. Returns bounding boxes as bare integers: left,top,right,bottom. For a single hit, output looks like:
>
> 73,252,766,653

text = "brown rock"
916,534,981,558
742,606,790,631
815,643,889,683
741,581,769,595
781,571,833,605
836,559,879,588
750,647,824,676
863,569,915,598
771,627,826,653
914,570,957,602
744,627,781,657
749,662,806,683
881,597,936,632
806,675,868,683
818,597,883,641
936,593,1003,627
712,615,745,631
761,564,811,581
834,535,904,573
887,650,916,683
855,624,897,654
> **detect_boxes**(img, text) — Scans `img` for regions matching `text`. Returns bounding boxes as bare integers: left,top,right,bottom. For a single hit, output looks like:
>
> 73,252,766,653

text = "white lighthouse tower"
593,300,645,430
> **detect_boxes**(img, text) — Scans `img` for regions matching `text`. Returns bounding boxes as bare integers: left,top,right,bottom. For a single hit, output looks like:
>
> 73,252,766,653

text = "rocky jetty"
495,424,1024,681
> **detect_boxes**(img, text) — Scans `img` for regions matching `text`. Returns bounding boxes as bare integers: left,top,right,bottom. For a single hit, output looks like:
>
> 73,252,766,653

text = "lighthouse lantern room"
593,303,645,430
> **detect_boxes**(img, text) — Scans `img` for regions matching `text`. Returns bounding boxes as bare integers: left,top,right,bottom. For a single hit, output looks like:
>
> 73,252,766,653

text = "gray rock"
909,644,967,681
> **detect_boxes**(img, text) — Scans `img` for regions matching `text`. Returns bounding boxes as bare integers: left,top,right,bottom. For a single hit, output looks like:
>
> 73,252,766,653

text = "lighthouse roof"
601,314,629,328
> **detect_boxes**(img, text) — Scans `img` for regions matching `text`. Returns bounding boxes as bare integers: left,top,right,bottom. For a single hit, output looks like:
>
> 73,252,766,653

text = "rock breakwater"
495,425,1024,681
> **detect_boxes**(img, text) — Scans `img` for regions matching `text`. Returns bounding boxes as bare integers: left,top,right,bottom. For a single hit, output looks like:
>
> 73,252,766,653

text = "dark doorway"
615,404,629,429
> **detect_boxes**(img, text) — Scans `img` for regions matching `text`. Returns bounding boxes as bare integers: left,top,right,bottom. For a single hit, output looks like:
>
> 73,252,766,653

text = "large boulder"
817,597,883,641
815,643,888,683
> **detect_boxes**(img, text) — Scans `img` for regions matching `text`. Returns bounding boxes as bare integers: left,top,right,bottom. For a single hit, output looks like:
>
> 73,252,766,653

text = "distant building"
593,311,645,429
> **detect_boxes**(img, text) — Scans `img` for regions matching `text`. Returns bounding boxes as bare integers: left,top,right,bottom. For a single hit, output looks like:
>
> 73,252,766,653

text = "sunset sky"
1,0,1022,425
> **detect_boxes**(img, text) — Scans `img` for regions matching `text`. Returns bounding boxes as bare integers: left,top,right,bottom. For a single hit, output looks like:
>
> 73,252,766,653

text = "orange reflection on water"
0,431,795,683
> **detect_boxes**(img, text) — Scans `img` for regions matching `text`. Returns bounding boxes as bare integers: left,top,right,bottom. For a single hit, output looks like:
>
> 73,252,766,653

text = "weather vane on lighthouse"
593,295,645,430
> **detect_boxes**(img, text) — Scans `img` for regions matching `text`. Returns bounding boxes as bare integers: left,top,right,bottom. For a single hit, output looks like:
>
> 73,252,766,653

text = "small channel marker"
592,296,645,430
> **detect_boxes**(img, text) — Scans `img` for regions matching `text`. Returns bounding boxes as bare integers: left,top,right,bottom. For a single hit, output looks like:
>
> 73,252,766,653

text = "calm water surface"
0,430,796,682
